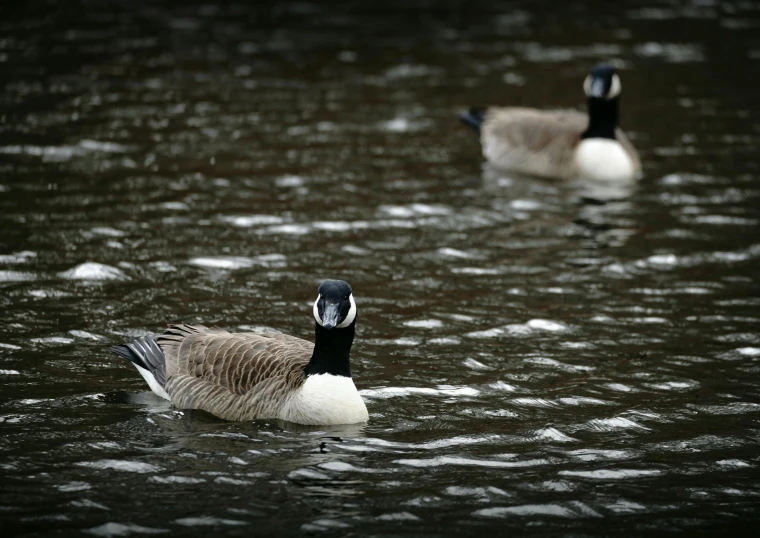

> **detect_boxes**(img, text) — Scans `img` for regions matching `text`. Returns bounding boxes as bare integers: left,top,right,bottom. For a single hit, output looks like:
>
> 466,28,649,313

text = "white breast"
574,138,636,181
280,374,369,426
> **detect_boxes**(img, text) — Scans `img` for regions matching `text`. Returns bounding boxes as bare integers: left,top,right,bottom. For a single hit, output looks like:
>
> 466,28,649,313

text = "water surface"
2,0,760,536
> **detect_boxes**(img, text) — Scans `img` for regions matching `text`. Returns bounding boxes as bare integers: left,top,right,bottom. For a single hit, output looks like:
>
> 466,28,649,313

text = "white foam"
71,499,108,510
437,247,477,259
288,468,330,480
511,397,561,408
78,139,131,152
365,434,500,451
318,461,380,473
89,227,126,238
465,327,506,339
59,262,127,281
0,370,20,375
312,221,354,232
0,270,35,282
0,144,84,161
149,261,176,273
605,383,637,392
567,449,636,462
159,202,189,211
693,215,759,225
557,396,610,406
534,427,578,443
56,481,91,492
275,175,305,188
475,504,577,518
69,330,105,341
376,512,421,521
462,358,492,370
27,289,71,298
526,319,568,331
559,469,663,479
219,215,284,227
716,459,751,468
646,380,698,391
585,417,651,431
86,522,169,537
393,337,422,346
445,486,509,498
174,517,246,527
451,267,502,276
384,64,440,78
634,42,705,62
263,224,311,235
0,251,36,264
396,456,548,469
188,254,285,270
466,320,567,339
360,386,479,400
429,337,462,345
31,337,75,345
509,199,542,210
76,459,162,473
606,499,647,514
648,254,678,265
215,477,253,485
524,357,594,372
379,118,412,132
341,245,370,256
737,347,760,356
489,381,518,392
188,256,255,269
378,204,452,217
301,519,351,532
403,319,443,329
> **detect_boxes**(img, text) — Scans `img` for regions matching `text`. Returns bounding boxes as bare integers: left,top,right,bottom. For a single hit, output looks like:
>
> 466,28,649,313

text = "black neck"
582,97,619,140
304,321,355,378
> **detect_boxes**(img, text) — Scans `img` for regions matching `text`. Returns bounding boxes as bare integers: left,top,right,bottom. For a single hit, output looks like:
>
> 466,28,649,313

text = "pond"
1,0,760,536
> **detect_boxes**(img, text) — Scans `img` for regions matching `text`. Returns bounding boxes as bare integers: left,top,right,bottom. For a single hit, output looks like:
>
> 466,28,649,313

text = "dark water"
2,0,760,536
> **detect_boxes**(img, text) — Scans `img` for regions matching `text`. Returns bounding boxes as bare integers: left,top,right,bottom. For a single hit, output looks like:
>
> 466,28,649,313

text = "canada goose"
460,64,641,181
109,280,368,425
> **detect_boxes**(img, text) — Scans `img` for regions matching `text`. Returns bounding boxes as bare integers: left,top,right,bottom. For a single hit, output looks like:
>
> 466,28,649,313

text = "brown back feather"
156,324,312,420
481,107,639,179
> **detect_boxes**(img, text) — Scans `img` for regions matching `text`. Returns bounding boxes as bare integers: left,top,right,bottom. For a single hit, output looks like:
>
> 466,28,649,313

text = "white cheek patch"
337,294,356,328
583,75,592,97
608,74,621,99
313,295,323,326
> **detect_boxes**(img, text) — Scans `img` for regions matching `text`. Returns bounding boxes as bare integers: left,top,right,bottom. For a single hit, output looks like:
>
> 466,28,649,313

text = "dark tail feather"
109,335,166,375
459,107,488,135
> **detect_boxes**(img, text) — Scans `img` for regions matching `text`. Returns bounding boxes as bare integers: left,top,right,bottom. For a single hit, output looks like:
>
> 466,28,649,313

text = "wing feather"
482,108,587,179
156,324,312,420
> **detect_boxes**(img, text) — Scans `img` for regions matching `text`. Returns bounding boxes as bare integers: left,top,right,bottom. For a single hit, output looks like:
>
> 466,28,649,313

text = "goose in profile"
460,63,641,182
109,279,368,425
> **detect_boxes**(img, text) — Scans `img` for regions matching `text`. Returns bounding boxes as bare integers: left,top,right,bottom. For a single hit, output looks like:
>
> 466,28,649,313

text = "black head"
312,280,356,330
583,64,621,100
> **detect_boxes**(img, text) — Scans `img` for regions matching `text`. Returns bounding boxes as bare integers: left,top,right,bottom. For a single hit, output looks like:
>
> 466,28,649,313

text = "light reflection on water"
2,0,760,536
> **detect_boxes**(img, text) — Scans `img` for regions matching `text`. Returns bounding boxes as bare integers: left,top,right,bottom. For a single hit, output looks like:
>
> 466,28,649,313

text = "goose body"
110,280,369,426
461,64,641,182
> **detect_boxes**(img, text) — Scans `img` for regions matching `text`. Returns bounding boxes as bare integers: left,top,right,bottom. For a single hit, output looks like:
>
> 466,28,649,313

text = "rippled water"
2,0,760,536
